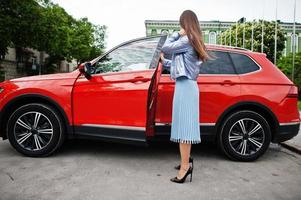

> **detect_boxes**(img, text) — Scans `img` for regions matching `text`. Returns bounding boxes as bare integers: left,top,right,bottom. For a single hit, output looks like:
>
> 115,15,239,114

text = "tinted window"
199,51,236,74
229,53,260,74
91,37,160,74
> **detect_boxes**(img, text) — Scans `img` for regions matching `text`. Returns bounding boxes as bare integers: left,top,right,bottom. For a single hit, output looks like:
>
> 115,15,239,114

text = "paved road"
0,139,300,200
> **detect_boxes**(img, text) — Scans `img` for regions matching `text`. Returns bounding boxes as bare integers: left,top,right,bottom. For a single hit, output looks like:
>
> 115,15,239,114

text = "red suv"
0,35,300,161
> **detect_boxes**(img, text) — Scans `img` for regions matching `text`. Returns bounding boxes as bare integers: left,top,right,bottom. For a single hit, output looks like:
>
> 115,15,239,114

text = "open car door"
73,35,166,144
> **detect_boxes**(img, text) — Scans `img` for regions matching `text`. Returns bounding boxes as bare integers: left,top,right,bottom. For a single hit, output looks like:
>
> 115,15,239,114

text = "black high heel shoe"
170,166,193,183
174,157,193,170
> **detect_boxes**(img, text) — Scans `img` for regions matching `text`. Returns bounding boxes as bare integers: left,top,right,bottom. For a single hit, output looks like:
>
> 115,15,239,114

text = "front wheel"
218,110,271,161
7,103,65,157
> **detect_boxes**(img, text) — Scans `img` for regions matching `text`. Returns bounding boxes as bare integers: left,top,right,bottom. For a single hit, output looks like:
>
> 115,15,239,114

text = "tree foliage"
0,0,43,57
0,0,106,72
220,20,286,62
69,18,106,63
277,52,301,98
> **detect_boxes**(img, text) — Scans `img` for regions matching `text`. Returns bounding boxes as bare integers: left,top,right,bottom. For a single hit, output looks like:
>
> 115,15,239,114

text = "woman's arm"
162,57,172,70
160,52,171,70
161,32,189,54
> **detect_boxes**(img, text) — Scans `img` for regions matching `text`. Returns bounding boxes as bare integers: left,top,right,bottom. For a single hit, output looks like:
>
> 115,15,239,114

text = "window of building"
209,32,217,44
151,29,157,35
31,57,37,70
229,53,260,74
283,41,287,56
161,30,169,35
199,51,236,74
291,34,298,53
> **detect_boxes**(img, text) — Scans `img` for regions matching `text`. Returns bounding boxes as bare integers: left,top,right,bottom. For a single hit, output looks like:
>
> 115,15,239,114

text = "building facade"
145,20,301,55
0,47,77,81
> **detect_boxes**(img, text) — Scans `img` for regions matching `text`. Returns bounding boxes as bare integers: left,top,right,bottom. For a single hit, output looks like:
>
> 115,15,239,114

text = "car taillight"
287,85,298,98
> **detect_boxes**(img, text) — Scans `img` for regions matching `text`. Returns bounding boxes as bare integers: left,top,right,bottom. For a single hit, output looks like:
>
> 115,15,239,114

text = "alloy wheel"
228,118,265,156
14,111,53,151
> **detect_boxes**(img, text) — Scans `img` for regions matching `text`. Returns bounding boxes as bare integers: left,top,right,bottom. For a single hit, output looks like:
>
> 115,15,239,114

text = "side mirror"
78,62,92,79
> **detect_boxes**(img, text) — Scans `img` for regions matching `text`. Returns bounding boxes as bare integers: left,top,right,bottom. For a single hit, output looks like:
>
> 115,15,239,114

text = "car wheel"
7,103,65,157
218,110,271,161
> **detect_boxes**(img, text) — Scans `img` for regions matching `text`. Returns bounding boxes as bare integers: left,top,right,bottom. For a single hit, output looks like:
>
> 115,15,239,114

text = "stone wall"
0,60,26,81
0,47,79,81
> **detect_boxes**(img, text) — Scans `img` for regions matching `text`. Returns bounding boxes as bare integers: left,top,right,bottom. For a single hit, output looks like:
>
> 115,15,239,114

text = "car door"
197,50,241,128
72,36,166,143
155,50,241,139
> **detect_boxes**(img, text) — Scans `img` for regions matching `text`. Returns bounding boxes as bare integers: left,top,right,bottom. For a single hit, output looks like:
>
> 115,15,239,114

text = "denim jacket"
161,32,202,81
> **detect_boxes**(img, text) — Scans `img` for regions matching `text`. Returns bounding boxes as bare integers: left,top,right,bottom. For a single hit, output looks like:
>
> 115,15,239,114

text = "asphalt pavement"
0,136,301,200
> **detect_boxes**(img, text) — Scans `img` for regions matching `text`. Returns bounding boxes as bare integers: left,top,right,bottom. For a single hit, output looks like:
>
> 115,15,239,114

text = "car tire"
7,103,65,157
218,110,271,161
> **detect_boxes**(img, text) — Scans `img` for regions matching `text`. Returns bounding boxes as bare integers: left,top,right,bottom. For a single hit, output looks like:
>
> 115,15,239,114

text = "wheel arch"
0,94,72,139
214,101,279,142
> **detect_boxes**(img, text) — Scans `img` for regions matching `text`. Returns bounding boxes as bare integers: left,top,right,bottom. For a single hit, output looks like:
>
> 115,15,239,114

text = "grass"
298,101,301,110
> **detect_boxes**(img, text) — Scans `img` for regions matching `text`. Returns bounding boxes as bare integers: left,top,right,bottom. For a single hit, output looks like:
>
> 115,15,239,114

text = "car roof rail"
206,44,251,51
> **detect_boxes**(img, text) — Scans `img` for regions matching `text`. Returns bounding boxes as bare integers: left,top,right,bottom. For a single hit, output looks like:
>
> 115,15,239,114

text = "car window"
199,51,236,74
229,53,260,74
92,37,160,74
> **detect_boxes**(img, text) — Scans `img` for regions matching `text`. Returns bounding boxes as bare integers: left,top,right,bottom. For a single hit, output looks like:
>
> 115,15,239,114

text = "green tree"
277,53,301,99
37,3,74,70
0,0,44,78
89,24,107,60
220,20,286,62
0,0,106,75
0,0,43,58
70,19,106,63
70,18,94,63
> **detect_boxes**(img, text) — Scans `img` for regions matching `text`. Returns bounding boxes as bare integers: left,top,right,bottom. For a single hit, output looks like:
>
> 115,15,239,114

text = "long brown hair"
180,10,209,62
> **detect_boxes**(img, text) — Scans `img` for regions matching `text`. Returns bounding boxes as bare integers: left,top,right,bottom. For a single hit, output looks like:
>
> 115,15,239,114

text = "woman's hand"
179,28,186,36
160,52,165,62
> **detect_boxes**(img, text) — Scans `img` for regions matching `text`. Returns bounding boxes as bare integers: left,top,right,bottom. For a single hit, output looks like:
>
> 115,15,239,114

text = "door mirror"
78,62,92,79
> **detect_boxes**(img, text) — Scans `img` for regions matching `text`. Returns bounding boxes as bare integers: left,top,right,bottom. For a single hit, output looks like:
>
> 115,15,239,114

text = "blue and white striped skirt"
170,76,201,144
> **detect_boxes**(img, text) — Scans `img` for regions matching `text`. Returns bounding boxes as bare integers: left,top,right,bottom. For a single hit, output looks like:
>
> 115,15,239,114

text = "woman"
160,10,209,183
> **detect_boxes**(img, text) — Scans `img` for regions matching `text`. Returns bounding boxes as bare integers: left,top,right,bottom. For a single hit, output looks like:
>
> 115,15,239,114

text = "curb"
279,110,301,155
280,142,301,155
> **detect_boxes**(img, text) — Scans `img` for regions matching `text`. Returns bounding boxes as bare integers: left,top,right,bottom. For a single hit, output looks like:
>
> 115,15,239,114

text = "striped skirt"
170,76,201,144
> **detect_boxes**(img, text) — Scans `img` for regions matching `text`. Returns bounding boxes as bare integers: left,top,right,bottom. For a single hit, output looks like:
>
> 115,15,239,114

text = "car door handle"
221,80,235,85
130,76,150,83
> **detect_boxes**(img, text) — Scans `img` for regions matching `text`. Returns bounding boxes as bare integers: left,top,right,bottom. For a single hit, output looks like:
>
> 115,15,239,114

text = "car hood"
10,71,80,82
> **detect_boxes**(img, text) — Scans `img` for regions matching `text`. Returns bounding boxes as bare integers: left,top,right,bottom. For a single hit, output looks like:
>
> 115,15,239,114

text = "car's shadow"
0,138,283,163
57,139,226,161
55,138,287,164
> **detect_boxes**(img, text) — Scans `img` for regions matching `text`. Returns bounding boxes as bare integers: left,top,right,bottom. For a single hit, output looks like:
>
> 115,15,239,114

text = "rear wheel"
7,103,65,157
218,110,271,161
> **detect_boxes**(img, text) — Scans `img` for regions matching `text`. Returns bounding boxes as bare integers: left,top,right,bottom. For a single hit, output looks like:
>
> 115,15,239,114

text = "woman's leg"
178,143,192,178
